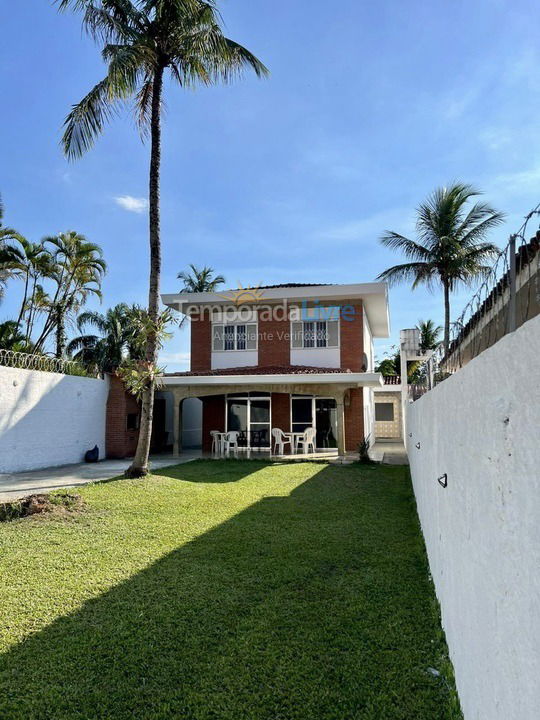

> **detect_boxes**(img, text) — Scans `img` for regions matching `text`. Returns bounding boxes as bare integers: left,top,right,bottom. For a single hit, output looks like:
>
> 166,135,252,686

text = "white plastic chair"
271,428,292,455
224,431,239,457
297,427,316,454
210,430,221,456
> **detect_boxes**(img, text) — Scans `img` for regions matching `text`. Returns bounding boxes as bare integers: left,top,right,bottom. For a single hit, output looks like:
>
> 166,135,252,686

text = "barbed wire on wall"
416,201,540,390
0,348,93,378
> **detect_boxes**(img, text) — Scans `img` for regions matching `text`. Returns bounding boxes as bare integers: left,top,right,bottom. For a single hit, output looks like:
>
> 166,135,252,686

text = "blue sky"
2,0,540,370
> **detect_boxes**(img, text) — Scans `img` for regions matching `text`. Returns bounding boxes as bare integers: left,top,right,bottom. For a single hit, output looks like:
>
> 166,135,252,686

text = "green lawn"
0,460,461,719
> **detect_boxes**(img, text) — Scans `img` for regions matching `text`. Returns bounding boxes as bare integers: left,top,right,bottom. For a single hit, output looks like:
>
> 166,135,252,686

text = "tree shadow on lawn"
0,463,459,720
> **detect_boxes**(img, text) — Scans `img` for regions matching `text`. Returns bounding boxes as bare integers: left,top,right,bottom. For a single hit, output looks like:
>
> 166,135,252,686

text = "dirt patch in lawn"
0,491,85,522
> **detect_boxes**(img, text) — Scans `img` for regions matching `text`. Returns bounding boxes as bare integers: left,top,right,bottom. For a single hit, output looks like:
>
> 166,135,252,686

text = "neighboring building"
373,375,403,441
159,282,390,455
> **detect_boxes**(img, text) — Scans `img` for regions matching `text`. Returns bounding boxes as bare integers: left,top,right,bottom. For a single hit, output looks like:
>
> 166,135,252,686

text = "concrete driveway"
0,453,201,503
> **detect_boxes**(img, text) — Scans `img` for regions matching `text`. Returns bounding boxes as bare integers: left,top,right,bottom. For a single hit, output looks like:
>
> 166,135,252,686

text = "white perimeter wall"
407,314,540,720
0,365,109,473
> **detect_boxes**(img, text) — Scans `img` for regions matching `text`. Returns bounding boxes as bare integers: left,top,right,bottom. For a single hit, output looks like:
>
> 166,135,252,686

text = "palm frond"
379,232,432,261
376,262,437,290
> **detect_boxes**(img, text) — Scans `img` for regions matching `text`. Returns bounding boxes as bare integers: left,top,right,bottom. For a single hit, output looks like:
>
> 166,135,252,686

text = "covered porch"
161,369,383,459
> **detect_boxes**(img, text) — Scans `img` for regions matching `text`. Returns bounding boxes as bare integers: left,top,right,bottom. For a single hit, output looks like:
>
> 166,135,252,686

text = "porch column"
335,392,346,456
172,391,182,456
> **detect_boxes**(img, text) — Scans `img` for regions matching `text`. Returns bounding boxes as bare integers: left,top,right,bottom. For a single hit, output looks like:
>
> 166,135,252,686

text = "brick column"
340,303,364,371
191,312,212,371
344,388,365,451
271,393,290,433
202,395,226,452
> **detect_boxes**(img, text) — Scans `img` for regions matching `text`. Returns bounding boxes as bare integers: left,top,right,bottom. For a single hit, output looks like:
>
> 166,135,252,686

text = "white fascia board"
161,282,390,337
161,372,384,388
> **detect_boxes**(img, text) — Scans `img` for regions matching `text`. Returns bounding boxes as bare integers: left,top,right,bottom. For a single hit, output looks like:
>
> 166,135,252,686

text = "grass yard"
0,460,460,719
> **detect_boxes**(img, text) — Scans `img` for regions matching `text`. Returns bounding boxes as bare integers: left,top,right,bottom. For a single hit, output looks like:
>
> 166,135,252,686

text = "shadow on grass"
0,462,459,720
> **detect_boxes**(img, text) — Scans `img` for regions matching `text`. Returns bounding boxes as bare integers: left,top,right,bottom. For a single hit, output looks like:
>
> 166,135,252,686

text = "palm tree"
67,303,140,372
416,319,442,353
0,321,30,352
377,183,505,354
33,232,106,357
11,238,54,329
178,264,226,292
59,0,267,477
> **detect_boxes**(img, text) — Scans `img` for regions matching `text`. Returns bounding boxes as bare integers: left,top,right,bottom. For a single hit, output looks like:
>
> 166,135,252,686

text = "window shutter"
246,324,257,350
291,321,303,348
327,320,339,347
212,325,224,351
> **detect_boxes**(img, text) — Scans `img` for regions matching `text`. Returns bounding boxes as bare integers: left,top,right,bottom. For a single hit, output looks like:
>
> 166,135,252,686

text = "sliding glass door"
292,395,337,449
226,393,271,449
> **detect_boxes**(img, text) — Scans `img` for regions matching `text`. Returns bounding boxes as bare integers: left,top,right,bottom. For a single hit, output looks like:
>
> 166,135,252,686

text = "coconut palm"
416,319,442,353
67,303,139,372
59,0,267,477
178,264,225,293
377,183,505,354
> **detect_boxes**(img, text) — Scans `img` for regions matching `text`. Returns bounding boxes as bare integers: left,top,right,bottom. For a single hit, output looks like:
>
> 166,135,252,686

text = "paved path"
370,441,409,465
0,453,201,503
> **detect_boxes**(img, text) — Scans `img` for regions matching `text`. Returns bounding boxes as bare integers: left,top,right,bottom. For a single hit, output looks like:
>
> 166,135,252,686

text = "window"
213,323,257,351
291,320,339,349
375,403,394,422
126,413,140,430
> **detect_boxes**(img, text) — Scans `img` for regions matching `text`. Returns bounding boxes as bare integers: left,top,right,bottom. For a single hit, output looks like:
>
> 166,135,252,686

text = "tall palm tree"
11,238,54,329
178,264,225,292
377,183,505,354
59,0,267,477
416,319,442,353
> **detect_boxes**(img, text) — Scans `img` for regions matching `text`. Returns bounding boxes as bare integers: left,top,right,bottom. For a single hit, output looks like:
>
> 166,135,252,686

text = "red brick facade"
106,374,140,459
258,313,291,367
271,393,290,433
344,388,364,451
340,302,364,371
190,313,212,371
201,395,226,452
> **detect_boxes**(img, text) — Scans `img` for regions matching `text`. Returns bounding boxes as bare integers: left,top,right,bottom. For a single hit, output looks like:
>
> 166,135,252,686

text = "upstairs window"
291,319,339,349
213,324,257,352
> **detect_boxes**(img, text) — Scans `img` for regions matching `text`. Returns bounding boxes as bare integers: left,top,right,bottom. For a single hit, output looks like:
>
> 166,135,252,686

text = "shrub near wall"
0,365,109,473
407,314,540,720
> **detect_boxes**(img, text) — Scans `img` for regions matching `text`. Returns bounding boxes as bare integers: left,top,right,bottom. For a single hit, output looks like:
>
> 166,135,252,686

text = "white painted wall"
0,365,109,473
211,350,258,369
407,314,540,720
363,312,374,371
290,347,341,368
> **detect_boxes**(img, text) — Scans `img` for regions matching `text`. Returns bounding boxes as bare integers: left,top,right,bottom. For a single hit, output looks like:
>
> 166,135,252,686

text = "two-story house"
160,282,389,457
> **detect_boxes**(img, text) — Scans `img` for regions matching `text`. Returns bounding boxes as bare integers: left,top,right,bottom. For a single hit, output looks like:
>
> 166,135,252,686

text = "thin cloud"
114,195,148,213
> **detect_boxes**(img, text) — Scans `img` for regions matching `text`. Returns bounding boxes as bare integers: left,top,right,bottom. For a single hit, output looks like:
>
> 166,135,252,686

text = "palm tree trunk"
443,280,451,356
126,64,164,478
55,305,66,359
16,271,30,329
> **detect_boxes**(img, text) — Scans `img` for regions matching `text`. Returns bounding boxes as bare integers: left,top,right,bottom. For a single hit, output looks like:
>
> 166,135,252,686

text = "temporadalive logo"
220,283,266,306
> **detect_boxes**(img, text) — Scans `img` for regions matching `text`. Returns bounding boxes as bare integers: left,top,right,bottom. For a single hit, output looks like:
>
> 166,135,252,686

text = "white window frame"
225,393,272,449
213,323,258,352
290,319,339,349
